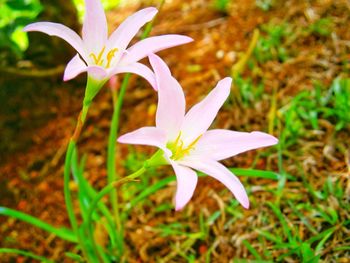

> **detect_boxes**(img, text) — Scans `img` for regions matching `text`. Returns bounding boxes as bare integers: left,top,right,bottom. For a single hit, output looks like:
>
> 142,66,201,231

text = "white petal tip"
23,23,43,32
22,26,30,32
170,35,194,44
252,132,279,146
242,201,250,209
22,23,44,33
145,7,158,14
175,204,184,211
63,72,73,81
219,77,233,86
271,137,279,145
116,136,125,143
183,36,194,43
139,7,158,21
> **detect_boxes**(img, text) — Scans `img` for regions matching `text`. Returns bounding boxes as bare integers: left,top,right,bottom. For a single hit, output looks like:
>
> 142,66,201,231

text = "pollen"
89,46,106,66
106,48,118,68
89,47,119,68
167,132,202,161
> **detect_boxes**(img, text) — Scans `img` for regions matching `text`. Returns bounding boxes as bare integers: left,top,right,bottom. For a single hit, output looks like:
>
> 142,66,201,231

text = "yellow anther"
173,132,182,146
186,135,202,151
106,48,118,68
168,133,202,161
90,46,106,66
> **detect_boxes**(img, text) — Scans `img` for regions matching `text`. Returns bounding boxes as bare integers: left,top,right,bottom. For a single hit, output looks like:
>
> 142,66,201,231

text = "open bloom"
118,54,278,210
23,0,192,88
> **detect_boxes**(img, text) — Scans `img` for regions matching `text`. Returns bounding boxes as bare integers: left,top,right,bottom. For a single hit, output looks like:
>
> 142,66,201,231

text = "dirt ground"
0,0,350,262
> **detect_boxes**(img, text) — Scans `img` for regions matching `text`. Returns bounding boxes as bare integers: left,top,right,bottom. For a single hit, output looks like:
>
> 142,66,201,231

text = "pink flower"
118,54,278,210
23,0,192,88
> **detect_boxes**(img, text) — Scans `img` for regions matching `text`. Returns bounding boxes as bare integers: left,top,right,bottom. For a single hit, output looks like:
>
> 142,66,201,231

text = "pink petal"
64,54,88,81
180,158,249,209
192,130,278,161
149,54,185,141
107,7,158,52
118,126,170,155
181,78,232,145
82,0,108,53
23,22,85,57
109,63,156,88
170,161,198,211
120,35,193,65
87,66,108,80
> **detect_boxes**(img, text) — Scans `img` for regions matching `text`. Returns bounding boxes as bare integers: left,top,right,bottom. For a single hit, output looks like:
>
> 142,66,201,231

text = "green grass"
233,75,264,107
212,0,231,12
277,78,350,152
253,22,289,63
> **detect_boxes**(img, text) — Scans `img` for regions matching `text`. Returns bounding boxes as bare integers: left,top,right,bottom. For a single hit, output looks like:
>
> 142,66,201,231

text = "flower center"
167,132,202,161
89,46,119,68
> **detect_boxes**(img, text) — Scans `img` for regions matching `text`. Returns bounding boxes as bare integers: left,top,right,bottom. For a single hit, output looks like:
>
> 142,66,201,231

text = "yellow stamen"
89,46,106,66
181,135,202,156
173,132,182,146
106,48,118,68
168,133,203,161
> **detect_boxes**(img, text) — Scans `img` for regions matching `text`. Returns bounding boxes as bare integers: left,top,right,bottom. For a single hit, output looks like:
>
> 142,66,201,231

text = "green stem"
64,105,94,262
64,141,78,234
0,248,54,263
106,0,166,256
106,0,166,234
71,148,118,248
88,167,147,261
0,207,77,243
107,73,131,232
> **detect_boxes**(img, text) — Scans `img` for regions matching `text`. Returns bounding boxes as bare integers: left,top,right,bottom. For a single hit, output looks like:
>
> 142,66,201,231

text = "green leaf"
71,146,119,251
10,26,28,50
256,229,282,244
230,168,280,180
0,206,77,243
242,240,262,260
207,211,221,225
65,252,84,262
267,202,294,242
306,226,337,246
123,175,176,213
301,243,318,263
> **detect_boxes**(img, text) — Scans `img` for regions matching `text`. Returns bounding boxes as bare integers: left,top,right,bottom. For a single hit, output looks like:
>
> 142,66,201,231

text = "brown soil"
0,0,349,262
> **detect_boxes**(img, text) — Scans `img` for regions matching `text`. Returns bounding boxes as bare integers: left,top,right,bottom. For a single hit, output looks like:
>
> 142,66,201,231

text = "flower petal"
107,7,158,51
23,22,86,56
118,126,170,155
120,35,193,65
192,130,278,161
180,77,232,145
64,54,88,81
170,161,198,211
149,54,186,141
82,0,108,53
109,63,156,88
180,158,249,209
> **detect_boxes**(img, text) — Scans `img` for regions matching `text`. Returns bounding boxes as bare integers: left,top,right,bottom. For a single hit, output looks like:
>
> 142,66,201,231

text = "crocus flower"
118,54,278,210
23,0,192,90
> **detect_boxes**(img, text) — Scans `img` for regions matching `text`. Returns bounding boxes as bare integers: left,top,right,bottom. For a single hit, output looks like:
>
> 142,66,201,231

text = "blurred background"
0,0,349,262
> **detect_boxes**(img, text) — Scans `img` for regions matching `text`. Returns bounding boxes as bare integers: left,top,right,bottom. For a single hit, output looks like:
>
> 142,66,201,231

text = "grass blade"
230,168,280,180
0,206,77,243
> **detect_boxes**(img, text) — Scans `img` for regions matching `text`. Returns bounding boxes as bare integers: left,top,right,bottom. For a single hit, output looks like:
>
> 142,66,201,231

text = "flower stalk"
106,0,165,241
